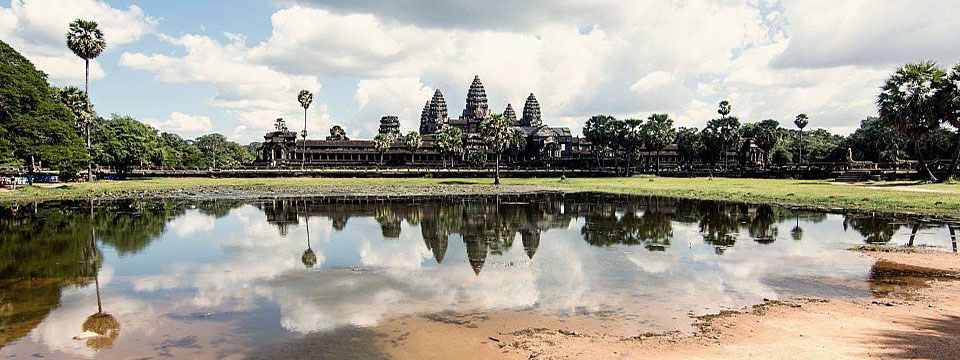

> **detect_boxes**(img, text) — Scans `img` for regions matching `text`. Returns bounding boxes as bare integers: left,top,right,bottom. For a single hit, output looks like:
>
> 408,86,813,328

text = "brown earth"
372,250,960,360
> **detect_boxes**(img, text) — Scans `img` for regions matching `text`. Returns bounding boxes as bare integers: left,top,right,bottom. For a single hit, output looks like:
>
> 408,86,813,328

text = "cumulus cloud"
120,33,332,142
0,0,157,82
145,112,215,135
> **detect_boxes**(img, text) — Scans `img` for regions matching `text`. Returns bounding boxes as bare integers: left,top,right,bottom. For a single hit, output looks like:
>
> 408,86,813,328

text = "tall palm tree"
373,133,392,166
718,100,731,118
297,90,313,170
793,114,809,163
479,113,518,185
58,86,95,132
403,131,422,165
938,63,960,181
642,113,676,175
66,19,106,182
877,61,946,182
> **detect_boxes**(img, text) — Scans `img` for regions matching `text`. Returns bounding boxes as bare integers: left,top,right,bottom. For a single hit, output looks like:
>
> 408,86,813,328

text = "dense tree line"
0,38,255,179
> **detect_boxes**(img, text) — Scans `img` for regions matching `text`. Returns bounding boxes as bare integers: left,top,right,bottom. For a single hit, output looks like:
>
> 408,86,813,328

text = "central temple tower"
460,75,491,131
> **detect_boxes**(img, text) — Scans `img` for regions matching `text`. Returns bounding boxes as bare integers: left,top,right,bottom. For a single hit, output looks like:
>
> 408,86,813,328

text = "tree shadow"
873,315,960,359
438,180,478,185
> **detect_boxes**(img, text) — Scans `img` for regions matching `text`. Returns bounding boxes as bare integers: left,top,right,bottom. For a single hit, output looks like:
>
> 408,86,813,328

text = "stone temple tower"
521,93,542,127
427,89,448,131
461,75,490,124
378,115,400,136
503,103,518,125
419,100,435,135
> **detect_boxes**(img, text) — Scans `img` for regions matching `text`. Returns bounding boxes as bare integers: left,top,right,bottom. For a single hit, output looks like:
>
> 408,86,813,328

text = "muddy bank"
360,250,960,360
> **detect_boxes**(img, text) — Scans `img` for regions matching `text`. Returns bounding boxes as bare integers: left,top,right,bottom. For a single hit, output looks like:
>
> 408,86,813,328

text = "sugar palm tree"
938,63,960,181
793,114,809,163
297,90,313,170
479,113,517,185
403,131,422,165
66,19,106,182
877,61,946,182
58,86,95,132
642,113,676,175
373,133,392,166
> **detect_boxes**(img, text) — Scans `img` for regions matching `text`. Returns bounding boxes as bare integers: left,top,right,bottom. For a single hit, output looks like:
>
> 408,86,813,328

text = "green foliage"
583,114,617,156
465,148,487,166
676,127,704,165
751,119,781,162
479,113,518,155
66,19,106,61
435,126,464,163
0,39,90,175
702,116,741,165
642,113,676,153
844,117,905,162
91,115,163,174
403,131,422,150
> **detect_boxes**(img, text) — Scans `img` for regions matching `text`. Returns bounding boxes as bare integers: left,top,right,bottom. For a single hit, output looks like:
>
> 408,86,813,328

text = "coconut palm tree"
403,131,422,165
297,90,313,170
793,114,809,163
66,19,106,182
642,113,676,175
877,61,946,182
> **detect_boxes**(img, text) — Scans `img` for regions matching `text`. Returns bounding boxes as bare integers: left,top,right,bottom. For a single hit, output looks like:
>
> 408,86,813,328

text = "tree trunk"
908,222,920,247
85,59,94,182
656,150,661,175
914,141,938,182
494,154,501,185
798,130,803,164
302,108,307,171
940,129,960,182
28,155,35,186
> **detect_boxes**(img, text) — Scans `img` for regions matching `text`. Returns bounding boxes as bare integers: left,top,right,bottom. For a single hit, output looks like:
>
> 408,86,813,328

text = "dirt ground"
372,250,960,360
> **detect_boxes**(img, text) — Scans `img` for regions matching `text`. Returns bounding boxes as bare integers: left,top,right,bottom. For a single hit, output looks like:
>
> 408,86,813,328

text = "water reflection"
0,194,957,358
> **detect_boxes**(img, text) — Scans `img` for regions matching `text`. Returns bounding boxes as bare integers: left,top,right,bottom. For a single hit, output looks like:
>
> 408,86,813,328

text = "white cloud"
630,71,675,93
120,33,331,142
145,112,215,134
0,0,157,83
352,77,434,136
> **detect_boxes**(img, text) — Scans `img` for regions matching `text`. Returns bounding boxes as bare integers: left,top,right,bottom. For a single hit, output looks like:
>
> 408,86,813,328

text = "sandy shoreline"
362,250,960,360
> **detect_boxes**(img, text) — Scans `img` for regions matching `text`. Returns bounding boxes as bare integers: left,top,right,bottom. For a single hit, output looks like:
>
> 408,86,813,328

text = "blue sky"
3,0,959,143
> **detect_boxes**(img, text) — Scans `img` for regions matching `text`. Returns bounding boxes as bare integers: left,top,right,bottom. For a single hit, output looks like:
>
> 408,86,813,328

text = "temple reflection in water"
1,194,958,357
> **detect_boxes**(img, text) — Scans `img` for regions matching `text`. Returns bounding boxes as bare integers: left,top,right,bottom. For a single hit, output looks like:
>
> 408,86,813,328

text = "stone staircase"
836,170,870,183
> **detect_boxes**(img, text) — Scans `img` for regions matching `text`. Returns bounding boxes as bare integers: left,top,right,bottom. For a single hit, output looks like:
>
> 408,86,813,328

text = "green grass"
3,176,959,217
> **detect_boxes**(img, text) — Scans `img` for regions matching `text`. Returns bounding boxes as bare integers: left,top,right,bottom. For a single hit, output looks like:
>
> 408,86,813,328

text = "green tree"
641,113,676,174
435,126,463,167
583,115,616,169
844,117,905,162
194,133,229,169
0,40,89,179
877,61,946,181
675,127,703,168
403,131,422,165
479,113,518,184
297,90,313,170
66,19,106,182
622,118,643,175
937,63,960,180
274,118,288,132
373,133,392,165
793,114,809,163
90,115,162,177
703,101,741,170
752,119,780,168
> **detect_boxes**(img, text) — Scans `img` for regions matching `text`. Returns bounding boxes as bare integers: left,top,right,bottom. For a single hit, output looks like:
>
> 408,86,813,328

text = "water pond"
0,193,956,359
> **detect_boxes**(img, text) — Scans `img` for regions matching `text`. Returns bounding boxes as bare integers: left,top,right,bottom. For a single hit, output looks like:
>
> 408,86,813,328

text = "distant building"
258,75,592,167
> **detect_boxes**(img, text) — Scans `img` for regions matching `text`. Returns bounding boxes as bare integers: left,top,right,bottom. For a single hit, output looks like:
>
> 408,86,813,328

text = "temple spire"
462,75,490,122
521,93,542,127
419,100,434,135
503,103,517,125
428,89,448,130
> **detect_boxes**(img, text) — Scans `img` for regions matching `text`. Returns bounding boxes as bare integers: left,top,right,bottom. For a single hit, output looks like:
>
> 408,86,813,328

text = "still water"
0,193,956,359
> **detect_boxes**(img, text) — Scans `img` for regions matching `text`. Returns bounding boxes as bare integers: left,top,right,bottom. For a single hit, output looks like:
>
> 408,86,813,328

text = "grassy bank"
2,176,959,217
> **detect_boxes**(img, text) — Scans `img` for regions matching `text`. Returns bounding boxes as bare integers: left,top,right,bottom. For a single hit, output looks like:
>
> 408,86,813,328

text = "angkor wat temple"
259,76,593,167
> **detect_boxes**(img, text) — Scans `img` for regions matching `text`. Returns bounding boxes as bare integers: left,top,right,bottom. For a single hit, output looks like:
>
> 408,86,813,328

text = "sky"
2,0,959,143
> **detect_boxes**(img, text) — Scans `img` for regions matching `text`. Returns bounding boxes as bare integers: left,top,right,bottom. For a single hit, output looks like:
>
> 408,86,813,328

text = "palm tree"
301,203,317,268
938,63,960,181
435,126,463,167
403,131,422,165
793,114,809,164
58,86,95,133
877,61,946,182
718,100,731,118
479,113,518,185
754,119,781,169
297,90,313,170
274,117,288,132
373,133,392,166
66,19,106,182
642,113,676,175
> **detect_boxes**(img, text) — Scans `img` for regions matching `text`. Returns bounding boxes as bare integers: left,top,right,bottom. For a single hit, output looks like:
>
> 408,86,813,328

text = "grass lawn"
2,176,959,217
